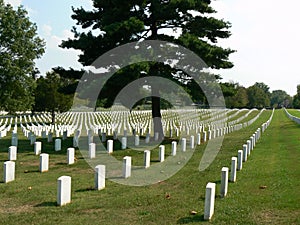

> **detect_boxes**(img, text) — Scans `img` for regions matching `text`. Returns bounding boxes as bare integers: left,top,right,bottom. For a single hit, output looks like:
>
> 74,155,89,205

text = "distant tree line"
221,81,298,109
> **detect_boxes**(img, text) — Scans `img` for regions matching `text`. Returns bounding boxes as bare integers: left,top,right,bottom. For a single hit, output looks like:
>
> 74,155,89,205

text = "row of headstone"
68,107,251,141
56,164,106,206
283,107,300,124
203,109,274,220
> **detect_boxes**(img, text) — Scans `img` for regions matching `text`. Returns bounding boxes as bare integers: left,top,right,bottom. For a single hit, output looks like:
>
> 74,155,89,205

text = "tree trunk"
151,86,164,140
149,14,164,139
150,64,164,140
51,110,55,125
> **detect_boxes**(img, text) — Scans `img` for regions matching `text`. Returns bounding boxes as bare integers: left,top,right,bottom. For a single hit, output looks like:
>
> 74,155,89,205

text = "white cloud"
62,29,75,40
42,25,52,37
36,25,82,74
4,0,22,7
211,0,300,95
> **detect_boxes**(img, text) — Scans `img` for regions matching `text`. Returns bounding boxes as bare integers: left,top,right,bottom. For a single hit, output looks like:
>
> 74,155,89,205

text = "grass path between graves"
287,108,300,118
0,109,299,224
211,109,300,225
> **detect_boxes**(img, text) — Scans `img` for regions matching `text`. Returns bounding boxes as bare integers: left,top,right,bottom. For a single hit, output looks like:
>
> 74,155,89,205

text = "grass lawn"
287,108,300,118
0,109,299,224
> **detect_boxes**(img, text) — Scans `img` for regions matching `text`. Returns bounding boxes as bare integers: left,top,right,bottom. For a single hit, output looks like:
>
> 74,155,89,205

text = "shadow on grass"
35,201,57,207
177,214,205,224
75,186,96,192
213,179,221,185
24,169,40,173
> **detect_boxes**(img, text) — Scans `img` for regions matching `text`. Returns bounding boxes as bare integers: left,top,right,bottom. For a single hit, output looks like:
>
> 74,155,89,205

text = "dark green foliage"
34,72,73,123
223,83,249,108
60,0,234,103
270,90,292,108
292,85,300,109
247,82,271,108
0,0,45,113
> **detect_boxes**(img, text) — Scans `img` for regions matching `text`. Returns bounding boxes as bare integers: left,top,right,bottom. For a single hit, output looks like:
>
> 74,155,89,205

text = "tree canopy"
60,0,235,138
34,72,73,124
0,0,45,113
292,85,300,108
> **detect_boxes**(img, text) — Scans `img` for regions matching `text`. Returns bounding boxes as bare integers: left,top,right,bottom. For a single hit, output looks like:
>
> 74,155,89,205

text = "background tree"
224,83,248,108
0,1,45,113
292,85,300,109
34,72,73,124
247,82,270,108
270,90,292,108
60,0,234,138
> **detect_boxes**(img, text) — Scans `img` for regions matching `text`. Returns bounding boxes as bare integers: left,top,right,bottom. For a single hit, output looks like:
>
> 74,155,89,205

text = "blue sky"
4,0,300,96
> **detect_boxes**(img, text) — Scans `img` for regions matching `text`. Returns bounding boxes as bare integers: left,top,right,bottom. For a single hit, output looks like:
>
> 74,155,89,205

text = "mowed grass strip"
212,109,300,225
287,109,300,118
0,110,286,225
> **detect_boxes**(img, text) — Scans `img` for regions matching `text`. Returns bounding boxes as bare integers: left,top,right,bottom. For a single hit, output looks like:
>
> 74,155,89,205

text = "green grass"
0,110,299,224
287,108,300,118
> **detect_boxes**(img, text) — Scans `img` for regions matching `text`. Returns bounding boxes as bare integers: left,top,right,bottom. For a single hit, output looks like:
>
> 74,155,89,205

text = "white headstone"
48,133,53,142
243,144,248,162
252,133,256,147
145,133,150,143
220,167,229,198
55,130,60,138
181,138,186,152
230,157,237,182
73,136,78,148
42,131,47,139
208,130,212,140
55,139,62,151
204,182,216,221
101,133,106,142
250,136,254,151
237,150,243,171
144,150,151,168
134,135,139,146
95,165,105,190
11,137,18,147
63,131,68,140
30,134,36,145
88,135,93,145
3,161,15,183
34,142,42,155
57,176,71,206
40,153,49,172
113,131,118,140
169,129,173,138
8,146,17,161
247,140,251,156
121,137,127,150
203,131,207,142
190,135,195,149
171,141,177,156
122,156,131,178
159,145,165,162
67,148,75,165
89,143,96,159
197,133,201,145
107,140,113,154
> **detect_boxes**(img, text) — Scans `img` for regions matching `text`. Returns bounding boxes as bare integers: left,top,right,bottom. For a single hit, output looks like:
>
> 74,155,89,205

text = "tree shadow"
24,169,40,173
213,179,221,185
35,201,57,207
177,214,205,224
75,186,96,192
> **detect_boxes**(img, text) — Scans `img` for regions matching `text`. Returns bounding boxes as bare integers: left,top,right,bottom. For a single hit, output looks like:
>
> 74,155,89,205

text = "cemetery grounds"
0,108,299,224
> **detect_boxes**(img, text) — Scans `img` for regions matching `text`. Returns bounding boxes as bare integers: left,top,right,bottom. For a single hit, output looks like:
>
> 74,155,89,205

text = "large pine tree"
61,0,234,138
